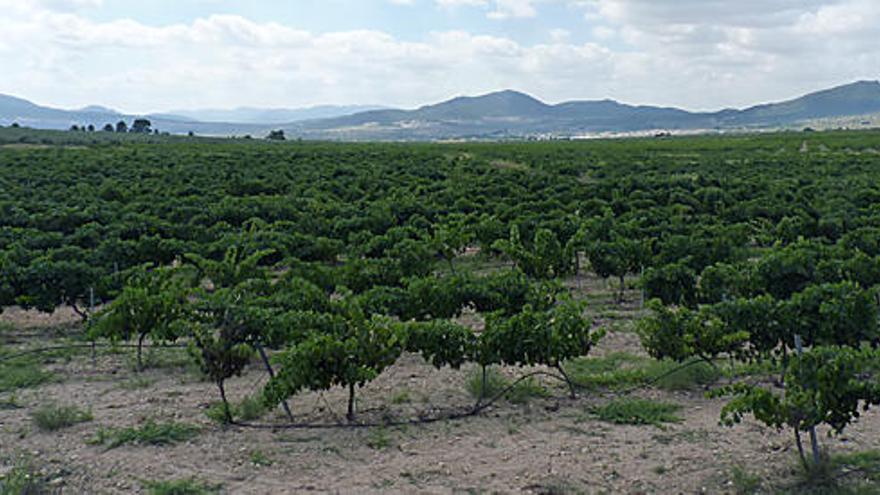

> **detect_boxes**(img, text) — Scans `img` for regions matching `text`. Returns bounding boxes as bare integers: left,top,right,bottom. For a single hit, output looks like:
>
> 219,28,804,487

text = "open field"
2,128,880,493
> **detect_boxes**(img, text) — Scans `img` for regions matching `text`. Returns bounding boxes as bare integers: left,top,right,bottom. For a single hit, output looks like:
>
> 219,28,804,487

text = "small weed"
130,347,195,373
523,476,586,495
89,420,200,449
0,355,53,393
124,375,157,390
0,458,48,495
564,353,720,392
391,390,411,404
143,478,221,495
205,394,267,423
655,360,721,390
0,393,21,410
366,427,392,450
563,352,652,390
506,419,520,435
591,399,682,427
781,449,880,494
372,478,396,489
729,465,763,494
466,367,552,404
505,377,551,404
834,450,880,483
467,367,509,401
652,429,711,445
249,449,273,467
31,403,93,431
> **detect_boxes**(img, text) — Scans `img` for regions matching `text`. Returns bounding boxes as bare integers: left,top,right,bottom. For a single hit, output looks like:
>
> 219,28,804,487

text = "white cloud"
549,28,570,41
570,0,880,108
488,0,538,19
435,0,537,19
0,1,877,113
436,0,489,7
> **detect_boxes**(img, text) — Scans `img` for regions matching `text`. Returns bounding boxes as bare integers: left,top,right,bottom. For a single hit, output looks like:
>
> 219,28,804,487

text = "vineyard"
1,128,880,493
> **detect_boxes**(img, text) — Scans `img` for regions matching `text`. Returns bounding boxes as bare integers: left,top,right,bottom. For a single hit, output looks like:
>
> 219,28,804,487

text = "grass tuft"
366,427,392,450
563,353,720,392
31,403,93,431
466,367,509,401
781,449,880,494
390,390,411,404
204,394,267,424
249,449,273,467
89,420,200,449
0,458,48,495
505,377,552,404
729,465,763,494
0,351,53,393
591,398,683,427
143,478,221,495
0,393,21,411
466,367,552,404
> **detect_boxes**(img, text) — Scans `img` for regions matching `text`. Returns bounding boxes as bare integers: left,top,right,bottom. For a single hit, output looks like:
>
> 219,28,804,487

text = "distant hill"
2,80,879,140
286,80,880,140
0,95,387,136
78,105,120,115
713,80,880,126
0,94,271,136
168,105,389,124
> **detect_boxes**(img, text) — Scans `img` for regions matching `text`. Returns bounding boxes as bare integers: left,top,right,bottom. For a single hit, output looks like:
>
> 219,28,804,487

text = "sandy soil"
2,286,879,494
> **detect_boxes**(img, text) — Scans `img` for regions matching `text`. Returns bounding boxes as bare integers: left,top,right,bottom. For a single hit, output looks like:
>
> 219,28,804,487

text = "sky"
0,0,878,113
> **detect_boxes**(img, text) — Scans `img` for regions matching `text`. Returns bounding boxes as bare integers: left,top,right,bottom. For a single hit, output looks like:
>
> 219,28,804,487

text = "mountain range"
2,80,879,140
164,105,389,125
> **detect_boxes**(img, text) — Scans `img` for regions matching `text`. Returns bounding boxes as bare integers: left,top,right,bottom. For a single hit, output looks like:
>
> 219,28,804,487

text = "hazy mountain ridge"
287,80,880,140
0,97,385,135
169,105,389,124
2,80,879,140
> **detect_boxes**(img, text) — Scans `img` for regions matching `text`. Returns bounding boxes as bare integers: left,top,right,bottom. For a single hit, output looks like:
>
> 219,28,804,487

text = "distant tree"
10,122,20,128
115,120,128,133
131,119,152,134
103,123,114,132
153,129,160,135
187,131,195,137
69,125,80,132
266,129,286,141
87,124,95,132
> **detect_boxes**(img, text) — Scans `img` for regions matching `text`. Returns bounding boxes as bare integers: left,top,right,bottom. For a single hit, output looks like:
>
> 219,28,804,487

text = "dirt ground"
1,280,879,494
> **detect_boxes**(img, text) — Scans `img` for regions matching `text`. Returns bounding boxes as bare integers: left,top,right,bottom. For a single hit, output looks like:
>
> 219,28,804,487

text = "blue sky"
0,0,877,113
